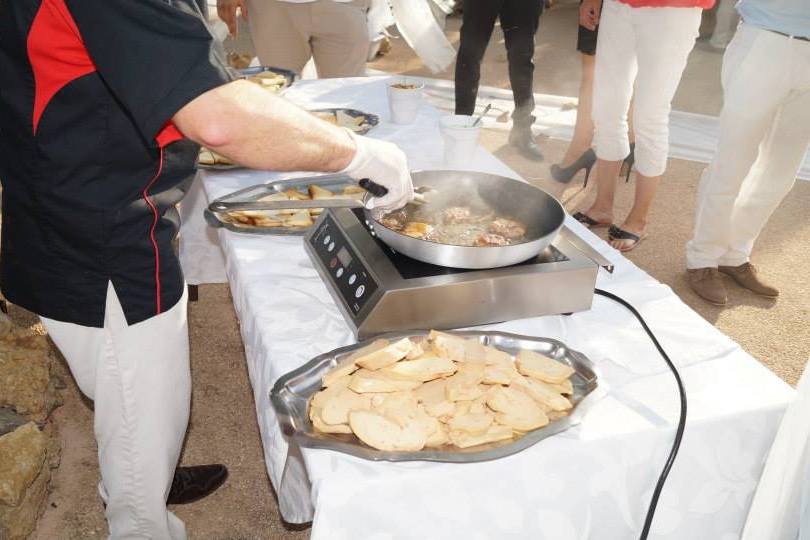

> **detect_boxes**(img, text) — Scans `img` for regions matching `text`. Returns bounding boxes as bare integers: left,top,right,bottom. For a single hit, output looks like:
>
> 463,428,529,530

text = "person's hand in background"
217,0,248,36
580,0,601,31
342,130,414,213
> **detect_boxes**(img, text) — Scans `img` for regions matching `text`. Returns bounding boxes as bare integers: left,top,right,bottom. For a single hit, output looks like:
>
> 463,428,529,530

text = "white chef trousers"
41,282,191,540
245,0,371,78
686,24,810,269
592,0,701,177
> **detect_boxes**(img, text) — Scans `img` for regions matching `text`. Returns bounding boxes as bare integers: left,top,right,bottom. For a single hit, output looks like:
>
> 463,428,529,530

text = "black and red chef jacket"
0,0,234,326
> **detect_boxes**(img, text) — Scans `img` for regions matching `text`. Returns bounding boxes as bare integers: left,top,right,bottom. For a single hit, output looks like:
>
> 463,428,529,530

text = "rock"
0,422,50,540
0,422,46,507
0,329,60,421
0,408,27,437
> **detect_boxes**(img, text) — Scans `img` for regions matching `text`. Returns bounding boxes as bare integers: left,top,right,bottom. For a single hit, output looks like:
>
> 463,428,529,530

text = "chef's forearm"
173,80,356,172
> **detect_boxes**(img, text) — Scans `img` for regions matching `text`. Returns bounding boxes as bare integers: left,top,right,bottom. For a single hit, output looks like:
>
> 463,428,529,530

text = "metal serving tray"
271,330,600,463
205,174,363,236
238,65,298,90
309,108,379,135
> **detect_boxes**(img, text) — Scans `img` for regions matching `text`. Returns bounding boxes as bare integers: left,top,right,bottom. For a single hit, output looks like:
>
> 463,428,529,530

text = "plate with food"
309,108,379,135
206,175,367,235
239,66,297,94
271,330,601,462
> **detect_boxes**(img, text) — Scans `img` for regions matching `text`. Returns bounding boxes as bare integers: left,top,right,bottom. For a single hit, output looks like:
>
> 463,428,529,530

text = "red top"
619,0,715,8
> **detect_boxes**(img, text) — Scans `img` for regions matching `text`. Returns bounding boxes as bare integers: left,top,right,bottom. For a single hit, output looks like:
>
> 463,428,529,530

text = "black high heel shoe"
620,142,635,183
551,148,596,185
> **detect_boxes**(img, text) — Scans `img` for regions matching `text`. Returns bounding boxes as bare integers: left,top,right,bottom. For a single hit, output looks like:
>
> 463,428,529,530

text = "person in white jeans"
686,4,810,306
42,284,192,539
575,0,708,251
217,0,371,77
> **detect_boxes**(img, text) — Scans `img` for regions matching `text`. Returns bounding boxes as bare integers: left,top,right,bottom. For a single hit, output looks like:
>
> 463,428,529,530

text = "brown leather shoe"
687,268,728,305
719,263,779,297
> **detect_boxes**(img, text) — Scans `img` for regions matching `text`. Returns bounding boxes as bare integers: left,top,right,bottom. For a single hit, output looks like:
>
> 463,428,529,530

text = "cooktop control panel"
309,215,378,317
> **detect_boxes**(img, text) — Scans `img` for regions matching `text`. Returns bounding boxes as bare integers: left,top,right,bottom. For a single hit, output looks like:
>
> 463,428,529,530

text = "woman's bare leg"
610,172,658,249
581,158,622,224
560,53,596,168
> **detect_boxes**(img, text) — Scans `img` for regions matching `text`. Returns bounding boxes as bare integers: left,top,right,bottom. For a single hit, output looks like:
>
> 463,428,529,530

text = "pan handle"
358,178,389,198
559,226,615,274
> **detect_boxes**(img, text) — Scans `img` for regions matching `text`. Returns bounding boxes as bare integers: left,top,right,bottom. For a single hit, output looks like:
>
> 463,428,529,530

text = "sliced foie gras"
380,355,458,382
445,364,486,401
511,376,573,412
320,388,372,425
516,349,575,384
449,425,514,449
348,410,427,452
486,386,549,432
322,339,390,387
355,338,415,370
349,369,422,393
447,412,494,435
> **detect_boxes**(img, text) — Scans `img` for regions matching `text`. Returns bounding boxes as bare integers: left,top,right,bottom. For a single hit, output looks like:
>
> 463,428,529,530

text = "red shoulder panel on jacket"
27,0,96,134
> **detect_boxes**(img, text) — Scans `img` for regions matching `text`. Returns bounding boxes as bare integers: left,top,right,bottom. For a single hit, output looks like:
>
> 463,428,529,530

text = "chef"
0,1,412,539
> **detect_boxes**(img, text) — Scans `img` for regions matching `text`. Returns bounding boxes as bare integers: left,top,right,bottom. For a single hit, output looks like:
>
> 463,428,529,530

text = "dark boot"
167,464,228,505
509,123,544,161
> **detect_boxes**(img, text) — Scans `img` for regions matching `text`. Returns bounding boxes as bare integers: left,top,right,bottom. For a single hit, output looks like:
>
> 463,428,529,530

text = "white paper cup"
439,115,481,167
387,82,424,124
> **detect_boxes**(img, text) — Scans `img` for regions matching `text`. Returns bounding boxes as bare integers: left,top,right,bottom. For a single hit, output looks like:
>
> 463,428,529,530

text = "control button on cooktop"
355,285,365,298
323,235,331,245
327,242,335,252
336,267,344,278
329,258,337,268
348,274,357,285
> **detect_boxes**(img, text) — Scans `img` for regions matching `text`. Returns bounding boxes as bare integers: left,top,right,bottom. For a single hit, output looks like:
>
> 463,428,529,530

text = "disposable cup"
387,82,424,124
439,115,481,167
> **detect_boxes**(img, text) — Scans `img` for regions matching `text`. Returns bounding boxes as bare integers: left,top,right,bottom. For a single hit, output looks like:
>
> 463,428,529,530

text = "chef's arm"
172,79,356,172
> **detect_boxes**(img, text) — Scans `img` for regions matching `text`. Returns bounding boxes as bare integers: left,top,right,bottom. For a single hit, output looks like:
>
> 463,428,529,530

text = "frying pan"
209,170,566,269
366,170,566,269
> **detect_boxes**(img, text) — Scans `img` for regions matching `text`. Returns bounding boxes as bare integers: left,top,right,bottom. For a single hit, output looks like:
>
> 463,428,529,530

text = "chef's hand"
342,130,414,213
580,0,600,31
217,0,248,36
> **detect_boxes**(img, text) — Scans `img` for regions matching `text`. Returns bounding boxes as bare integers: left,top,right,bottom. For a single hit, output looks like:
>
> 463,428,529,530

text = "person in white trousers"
1,1,413,537
217,0,371,78
686,0,810,306
575,0,712,251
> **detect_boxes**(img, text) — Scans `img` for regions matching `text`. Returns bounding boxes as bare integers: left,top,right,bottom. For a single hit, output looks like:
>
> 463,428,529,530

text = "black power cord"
593,289,687,540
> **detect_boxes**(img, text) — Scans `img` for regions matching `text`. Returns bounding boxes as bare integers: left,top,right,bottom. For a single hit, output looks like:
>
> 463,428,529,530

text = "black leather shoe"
167,464,228,505
508,125,544,161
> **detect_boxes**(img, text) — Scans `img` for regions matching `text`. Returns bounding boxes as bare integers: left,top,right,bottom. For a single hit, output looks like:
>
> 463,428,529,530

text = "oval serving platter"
271,330,601,463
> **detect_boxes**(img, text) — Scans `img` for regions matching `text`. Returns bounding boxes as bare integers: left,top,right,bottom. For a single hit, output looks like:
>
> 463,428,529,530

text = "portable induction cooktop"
304,208,614,338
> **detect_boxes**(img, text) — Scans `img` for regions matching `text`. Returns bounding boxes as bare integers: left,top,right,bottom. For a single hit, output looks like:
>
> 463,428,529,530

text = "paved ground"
25,3,809,539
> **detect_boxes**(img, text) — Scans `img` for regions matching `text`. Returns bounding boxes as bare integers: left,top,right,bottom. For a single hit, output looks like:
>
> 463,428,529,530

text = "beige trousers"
41,283,190,539
246,0,371,78
687,24,810,269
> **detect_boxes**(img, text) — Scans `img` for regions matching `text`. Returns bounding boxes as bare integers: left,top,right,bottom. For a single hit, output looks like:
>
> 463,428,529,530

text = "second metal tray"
271,330,601,463
206,174,363,235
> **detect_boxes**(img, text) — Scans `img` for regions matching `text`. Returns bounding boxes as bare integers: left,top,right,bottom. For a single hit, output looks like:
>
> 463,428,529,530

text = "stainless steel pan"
368,170,566,269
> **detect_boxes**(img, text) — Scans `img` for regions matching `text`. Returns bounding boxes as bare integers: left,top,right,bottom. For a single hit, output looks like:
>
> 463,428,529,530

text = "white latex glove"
341,129,414,212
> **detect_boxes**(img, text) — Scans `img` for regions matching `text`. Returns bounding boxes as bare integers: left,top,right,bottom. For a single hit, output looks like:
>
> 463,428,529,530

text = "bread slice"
516,349,575,384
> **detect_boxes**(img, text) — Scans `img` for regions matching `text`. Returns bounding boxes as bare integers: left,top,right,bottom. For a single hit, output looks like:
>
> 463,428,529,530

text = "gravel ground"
23,4,810,538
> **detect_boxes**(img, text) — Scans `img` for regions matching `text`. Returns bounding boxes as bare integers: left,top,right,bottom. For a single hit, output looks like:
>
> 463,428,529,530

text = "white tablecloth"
178,77,794,539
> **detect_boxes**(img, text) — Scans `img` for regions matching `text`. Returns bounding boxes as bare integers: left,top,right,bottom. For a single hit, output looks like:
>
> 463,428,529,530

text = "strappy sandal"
572,212,611,229
608,225,647,252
